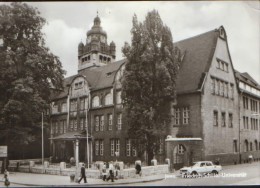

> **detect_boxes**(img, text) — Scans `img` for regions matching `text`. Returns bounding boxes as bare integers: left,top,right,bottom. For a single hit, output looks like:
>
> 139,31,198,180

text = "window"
255,140,258,151
92,96,100,107
80,118,85,130
75,81,83,90
70,100,77,111
105,93,113,105
173,108,180,125
250,142,253,151
216,58,228,72
100,115,104,131
59,122,63,134
126,139,131,157
63,120,67,133
61,102,67,112
213,111,218,126
108,114,113,130
74,119,77,131
55,122,58,134
233,140,238,153
220,81,223,96
80,98,85,110
228,113,233,128
177,144,185,154
244,140,249,152
70,119,74,131
221,112,226,127
243,96,248,109
52,103,58,114
216,80,219,95
115,139,120,156
230,84,234,99
95,140,99,156
117,113,122,130
183,107,189,124
100,140,104,156
132,146,137,157
110,139,115,156
211,78,215,94
95,116,99,131
116,91,122,104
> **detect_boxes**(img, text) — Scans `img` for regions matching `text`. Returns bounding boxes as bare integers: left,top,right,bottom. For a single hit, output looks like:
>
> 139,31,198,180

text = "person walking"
102,163,108,181
106,162,114,182
135,163,142,177
78,164,87,184
3,169,10,187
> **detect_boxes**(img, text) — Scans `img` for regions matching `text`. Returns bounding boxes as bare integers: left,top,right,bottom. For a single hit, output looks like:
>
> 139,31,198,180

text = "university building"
49,15,260,169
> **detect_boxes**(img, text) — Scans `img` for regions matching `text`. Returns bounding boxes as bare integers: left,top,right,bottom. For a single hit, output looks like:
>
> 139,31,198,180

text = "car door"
198,162,207,174
205,162,213,173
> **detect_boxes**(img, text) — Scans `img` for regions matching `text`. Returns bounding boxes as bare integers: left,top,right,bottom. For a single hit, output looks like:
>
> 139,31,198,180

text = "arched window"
244,140,248,152
92,96,100,107
105,93,112,105
255,140,258,151
250,142,253,151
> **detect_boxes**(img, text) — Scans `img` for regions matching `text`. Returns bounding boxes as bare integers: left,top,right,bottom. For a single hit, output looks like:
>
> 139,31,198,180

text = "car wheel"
211,170,218,176
191,171,198,178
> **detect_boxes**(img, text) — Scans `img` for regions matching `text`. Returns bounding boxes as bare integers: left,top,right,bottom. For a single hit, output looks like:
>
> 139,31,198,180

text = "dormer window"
75,81,83,90
216,58,228,72
92,96,100,107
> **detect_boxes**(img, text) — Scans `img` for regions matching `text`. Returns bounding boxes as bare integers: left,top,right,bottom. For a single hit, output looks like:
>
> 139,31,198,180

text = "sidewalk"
0,171,169,187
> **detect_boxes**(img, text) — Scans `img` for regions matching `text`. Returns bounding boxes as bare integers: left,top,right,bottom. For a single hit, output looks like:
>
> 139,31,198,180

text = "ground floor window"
173,144,185,164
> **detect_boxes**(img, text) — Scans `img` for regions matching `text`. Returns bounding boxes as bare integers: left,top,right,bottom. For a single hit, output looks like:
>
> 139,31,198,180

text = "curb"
0,176,165,187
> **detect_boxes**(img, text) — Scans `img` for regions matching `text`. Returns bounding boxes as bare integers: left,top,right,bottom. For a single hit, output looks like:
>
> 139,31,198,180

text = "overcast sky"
6,1,260,82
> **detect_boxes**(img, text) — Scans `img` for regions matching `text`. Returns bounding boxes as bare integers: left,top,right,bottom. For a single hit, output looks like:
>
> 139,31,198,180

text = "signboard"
0,146,8,157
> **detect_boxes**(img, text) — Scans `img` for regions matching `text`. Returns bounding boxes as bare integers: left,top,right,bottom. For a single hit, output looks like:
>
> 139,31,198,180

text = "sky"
3,1,260,82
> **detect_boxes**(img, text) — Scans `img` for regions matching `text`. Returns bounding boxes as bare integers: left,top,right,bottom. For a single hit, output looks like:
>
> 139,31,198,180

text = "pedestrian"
214,158,220,165
78,164,87,184
106,162,114,182
102,163,108,181
135,163,142,176
3,169,10,187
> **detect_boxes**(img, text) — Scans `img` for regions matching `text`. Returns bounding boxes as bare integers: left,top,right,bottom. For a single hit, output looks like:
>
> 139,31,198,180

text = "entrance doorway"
173,144,186,170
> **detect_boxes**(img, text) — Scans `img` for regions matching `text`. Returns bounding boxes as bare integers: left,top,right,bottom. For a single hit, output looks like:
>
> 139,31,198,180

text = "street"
120,162,260,186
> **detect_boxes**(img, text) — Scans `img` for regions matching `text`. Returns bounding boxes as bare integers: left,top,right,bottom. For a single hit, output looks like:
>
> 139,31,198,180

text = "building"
49,15,260,169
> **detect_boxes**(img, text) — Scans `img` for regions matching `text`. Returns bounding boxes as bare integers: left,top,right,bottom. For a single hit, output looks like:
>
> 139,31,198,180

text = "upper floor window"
80,118,85,130
61,102,67,112
70,100,77,111
105,93,113,105
228,113,233,128
216,58,228,72
100,115,104,131
173,108,180,125
221,112,226,127
116,91,122,104
183,107,190,124
92,96,100,107
52,103,58,114
213,111,218,126
80,98,85,110
230,84,234,99
75,81,83,90
117,113,122,130
108,114,113,130
95,116,100,131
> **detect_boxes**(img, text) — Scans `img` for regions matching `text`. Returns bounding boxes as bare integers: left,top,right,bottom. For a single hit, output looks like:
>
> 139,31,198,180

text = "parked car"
180,161,222,177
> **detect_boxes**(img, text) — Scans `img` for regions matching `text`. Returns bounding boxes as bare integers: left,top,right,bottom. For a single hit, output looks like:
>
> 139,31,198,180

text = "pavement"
0,171,169,187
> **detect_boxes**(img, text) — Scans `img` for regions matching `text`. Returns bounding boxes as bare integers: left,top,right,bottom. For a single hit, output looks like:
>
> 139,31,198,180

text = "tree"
0,2,65,156
121,10,181,164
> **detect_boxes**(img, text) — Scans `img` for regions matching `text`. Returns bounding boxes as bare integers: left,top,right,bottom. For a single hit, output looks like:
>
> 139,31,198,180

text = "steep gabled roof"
234,70,260,89
174,29,219,94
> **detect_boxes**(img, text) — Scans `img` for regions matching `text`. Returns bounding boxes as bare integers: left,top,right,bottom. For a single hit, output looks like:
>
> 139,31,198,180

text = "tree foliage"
0,2,65,146
121,10,181,162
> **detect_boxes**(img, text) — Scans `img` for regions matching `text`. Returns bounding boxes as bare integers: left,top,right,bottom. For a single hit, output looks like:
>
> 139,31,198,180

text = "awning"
165,136,202,142
49,131,92,141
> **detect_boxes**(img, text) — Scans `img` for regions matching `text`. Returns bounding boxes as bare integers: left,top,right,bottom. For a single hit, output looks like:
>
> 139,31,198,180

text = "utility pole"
42,112,44,170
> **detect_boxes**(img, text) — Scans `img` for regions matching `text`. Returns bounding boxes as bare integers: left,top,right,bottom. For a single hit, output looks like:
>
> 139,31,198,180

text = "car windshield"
192,162,200,167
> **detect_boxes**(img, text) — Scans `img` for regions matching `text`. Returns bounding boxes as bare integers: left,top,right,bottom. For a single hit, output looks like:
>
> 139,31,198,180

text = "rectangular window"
60,122,63,134
221,112,226,127
213,111,218,126
117,113,122,130
117,91,122,104
74,119,77,131
108,114,113,130
80,98,85,110
95,116,99,131
233,140,238,153
115,139,120,156
110,139,115,156
61,102,67,112
80,118,84,130
215,80,219,95
55,122,58,134
228,113,233,128
230,84,234,99
174,108,180,125
132,146,137,157
95,140,99,156
63,120,66,133
220,81,223,96
183,107,189,124
70,119,73,131
100,140,104,156
70,100,77,111
211,78,215,94
126,139,131,157
100,115,104,131
52,103,58,114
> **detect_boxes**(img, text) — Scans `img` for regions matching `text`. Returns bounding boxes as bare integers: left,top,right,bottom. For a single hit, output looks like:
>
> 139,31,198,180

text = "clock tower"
78,14,116,71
